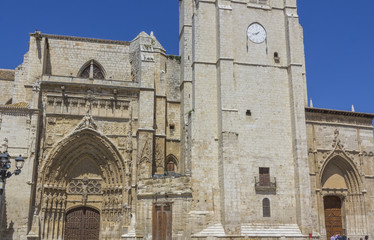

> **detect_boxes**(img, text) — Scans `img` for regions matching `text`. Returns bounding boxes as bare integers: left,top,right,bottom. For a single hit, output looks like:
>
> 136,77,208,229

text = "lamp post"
0,151,24,214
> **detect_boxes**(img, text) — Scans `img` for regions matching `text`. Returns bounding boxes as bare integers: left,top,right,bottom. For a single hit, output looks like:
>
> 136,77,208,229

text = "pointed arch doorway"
65,207,100,240
320,153,364,239
36,127,128,239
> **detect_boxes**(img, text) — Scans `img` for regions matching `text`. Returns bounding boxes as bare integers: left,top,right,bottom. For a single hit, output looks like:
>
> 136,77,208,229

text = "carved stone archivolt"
31,114,129,239
319,129,362,195
319,129,356,170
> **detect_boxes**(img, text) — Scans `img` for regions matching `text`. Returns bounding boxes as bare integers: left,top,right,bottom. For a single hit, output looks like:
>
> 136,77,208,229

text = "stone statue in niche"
84,89,96,113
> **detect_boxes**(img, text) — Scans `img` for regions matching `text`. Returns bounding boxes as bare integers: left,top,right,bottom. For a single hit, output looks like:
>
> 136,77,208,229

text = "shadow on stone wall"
0,191,15,240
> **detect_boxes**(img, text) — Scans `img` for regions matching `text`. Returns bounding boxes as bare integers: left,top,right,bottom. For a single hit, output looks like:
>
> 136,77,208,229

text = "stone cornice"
30,33,130,45
305,107,374,119
0,104,40,116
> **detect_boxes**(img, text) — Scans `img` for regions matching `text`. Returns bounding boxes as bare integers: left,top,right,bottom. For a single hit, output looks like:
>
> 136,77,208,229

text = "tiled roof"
0,69,15,81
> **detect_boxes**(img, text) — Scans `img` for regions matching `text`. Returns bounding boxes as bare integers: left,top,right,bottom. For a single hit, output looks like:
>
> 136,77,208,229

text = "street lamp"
0,151,24,214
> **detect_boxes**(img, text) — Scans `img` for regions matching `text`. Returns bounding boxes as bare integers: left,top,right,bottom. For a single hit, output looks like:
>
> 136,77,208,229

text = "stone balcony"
255,177,276,193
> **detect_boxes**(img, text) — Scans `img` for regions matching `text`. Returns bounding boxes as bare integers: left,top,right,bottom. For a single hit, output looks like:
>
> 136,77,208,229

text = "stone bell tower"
180,0,313,237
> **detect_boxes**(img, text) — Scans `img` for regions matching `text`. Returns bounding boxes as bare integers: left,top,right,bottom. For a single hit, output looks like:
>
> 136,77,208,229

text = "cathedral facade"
0,0,373,239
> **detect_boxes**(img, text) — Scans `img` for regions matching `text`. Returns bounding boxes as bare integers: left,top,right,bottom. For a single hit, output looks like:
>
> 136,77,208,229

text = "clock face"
247,23,266,44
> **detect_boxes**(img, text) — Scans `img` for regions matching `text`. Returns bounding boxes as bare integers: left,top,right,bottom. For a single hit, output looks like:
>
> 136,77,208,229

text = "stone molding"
306,107,374,119
30,33,130,45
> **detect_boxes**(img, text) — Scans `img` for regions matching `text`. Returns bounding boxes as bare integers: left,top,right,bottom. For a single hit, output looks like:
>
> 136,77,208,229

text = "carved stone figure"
76,111,98,130
2,137,8,152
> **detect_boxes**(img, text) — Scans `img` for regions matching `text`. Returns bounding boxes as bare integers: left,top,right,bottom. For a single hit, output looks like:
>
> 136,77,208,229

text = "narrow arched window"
79,60,105,79
263,198,270,217
165,154,178,173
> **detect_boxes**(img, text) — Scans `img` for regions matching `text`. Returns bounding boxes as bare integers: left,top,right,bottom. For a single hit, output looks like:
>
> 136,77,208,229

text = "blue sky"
0,0,373,113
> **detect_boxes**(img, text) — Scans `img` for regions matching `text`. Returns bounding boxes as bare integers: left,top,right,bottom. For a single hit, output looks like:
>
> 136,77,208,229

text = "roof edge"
30,33,131,46
305,107,374,119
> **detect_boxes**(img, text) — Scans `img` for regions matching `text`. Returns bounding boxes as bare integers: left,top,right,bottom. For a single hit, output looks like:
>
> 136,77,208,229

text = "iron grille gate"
65,207,100,240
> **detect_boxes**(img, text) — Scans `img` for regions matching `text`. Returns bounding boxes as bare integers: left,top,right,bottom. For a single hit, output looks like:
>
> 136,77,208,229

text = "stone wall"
0,0,373,239
0,29,184,239
0,106,40,240
183,0,312,236
45,35,131,81
306,108,374,239
0,69,15,104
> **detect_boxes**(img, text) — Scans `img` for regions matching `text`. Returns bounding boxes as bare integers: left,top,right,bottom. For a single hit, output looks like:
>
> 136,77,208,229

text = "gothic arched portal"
320,155,364,239
34,128,128,239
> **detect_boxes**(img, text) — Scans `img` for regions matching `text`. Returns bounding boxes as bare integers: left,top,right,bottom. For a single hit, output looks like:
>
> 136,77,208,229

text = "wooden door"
259,167,270,186
65,207,100,240
153,203,172,240
324,196,343,240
